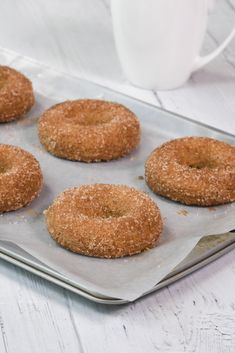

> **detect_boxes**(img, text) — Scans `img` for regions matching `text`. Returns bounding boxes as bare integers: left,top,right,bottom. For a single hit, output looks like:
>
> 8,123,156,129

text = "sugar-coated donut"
145,137,235,206
0,66,34,122
0,145,43,212
38,99,140,162
45,184,163,258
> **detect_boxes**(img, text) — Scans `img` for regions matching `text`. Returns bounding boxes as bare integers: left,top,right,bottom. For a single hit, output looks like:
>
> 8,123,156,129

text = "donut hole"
0,73,8,90
77,204,126,218
66,109,113,126
177,147,219,170
0,153,13,173
188,159,218,169
0,161,11,173
75,196,127,219
100,207,125,218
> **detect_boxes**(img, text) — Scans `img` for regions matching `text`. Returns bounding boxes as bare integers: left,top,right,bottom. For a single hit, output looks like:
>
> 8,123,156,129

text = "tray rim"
1,232,235,305
1,45,235,141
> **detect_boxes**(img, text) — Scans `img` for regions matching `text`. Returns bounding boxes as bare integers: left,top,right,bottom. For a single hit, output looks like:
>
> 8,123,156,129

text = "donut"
0,144,43,212
145,137,235,206
38,99,140,162
0,66,34,122
45,184,162,258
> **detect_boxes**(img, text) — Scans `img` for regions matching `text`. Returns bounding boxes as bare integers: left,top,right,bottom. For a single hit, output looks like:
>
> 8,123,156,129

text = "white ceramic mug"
111,0,235,90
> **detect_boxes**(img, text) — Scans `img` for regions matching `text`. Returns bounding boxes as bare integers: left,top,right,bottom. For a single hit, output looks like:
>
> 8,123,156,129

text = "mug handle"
193,25,235,71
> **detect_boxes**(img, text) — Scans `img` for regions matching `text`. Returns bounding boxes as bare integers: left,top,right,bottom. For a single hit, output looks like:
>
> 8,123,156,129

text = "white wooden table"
0,1,235,352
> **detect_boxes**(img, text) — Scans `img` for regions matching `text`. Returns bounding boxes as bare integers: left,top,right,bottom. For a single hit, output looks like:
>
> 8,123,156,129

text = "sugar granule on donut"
0,66,35,122
0,144,43,212
145,136,235,206
45,184,163,258
38,99,140,162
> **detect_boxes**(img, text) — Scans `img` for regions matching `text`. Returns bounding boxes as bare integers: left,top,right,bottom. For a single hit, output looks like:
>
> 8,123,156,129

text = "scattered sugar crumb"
26,209,40,217
208,207,216,212
17,116,37,126
177,209,189,216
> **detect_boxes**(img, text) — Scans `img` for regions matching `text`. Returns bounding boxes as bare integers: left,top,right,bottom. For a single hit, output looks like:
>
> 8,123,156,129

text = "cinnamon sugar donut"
145,137,235,206
38,99,140,162
0,66,34,122
0,145,43,212
45,184,162,258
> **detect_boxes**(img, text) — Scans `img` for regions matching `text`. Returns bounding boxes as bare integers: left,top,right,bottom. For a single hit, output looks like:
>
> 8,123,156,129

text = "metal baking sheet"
1,232,235,304
0,47,235,303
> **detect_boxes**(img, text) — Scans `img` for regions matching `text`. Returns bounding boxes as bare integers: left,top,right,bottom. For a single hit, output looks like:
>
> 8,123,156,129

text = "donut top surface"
45,184,162,258
0,66,34,122
39,99,139,128
47,184,159,221
0,144,43,212
38,99,140,161
145,136,235,206
155,137,235,170
0,144,39,175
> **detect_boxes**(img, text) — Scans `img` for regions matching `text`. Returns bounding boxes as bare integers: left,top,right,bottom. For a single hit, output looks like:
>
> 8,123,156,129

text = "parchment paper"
0,47,234,301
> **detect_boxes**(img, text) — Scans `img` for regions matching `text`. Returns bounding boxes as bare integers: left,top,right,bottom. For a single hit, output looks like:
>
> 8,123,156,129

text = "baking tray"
1,232,235,304
0,47,235,304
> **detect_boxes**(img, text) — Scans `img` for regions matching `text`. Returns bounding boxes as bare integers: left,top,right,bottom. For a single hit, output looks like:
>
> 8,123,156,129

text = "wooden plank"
67,248,235,353
0,260,84,353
